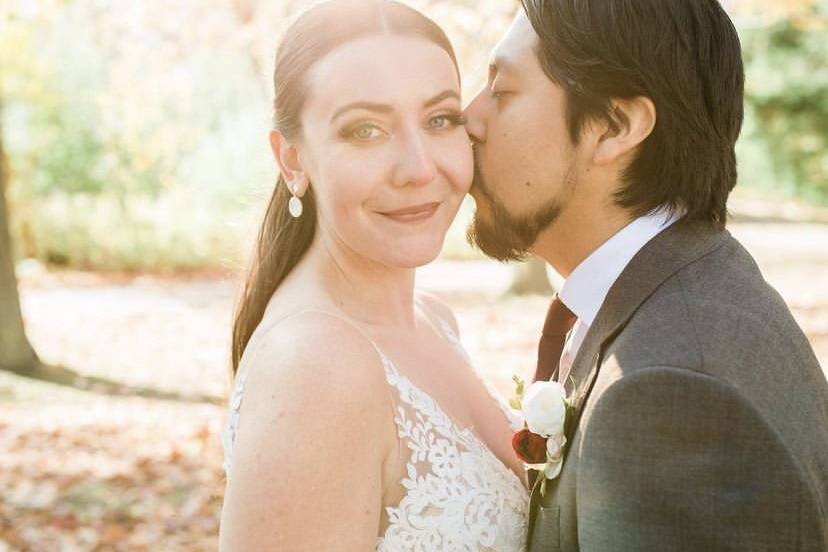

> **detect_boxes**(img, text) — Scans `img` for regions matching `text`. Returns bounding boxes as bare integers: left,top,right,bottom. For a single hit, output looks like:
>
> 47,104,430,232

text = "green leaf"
512,374,525,399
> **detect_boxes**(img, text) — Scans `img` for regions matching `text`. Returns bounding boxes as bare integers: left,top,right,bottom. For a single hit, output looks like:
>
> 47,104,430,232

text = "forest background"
1,0,826,550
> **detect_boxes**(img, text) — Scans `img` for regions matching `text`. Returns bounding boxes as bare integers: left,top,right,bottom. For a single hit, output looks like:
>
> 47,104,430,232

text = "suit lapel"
530,219,729,509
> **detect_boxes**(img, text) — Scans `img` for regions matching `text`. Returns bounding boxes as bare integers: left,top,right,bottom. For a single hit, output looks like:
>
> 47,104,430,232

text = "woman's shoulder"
240,309,391,418
222,310,396,547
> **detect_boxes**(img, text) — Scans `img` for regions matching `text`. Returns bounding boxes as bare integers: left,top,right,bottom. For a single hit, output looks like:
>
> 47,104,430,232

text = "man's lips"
377,202,441,222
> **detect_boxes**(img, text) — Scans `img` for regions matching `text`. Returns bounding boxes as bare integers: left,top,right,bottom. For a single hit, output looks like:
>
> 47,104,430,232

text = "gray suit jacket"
527,219,828,551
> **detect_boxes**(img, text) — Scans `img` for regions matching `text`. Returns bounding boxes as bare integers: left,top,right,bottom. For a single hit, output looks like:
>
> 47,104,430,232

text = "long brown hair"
231,0,459,376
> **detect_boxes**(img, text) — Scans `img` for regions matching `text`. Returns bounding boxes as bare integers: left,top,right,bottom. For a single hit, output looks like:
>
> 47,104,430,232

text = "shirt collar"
559,209,682,326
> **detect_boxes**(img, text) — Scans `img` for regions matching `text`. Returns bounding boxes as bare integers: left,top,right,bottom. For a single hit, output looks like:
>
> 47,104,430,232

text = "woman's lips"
378,202,440,223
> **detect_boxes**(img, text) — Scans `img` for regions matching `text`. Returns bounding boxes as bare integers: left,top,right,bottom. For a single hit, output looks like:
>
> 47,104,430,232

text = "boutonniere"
509,375,575,497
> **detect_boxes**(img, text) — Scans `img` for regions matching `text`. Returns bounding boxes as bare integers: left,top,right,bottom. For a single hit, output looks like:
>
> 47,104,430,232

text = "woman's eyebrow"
331,102,393,123
423,90,460,108
330,90,460,123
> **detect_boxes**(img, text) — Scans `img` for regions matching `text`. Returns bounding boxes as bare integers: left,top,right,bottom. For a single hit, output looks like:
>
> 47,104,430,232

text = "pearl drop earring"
288,181,303,219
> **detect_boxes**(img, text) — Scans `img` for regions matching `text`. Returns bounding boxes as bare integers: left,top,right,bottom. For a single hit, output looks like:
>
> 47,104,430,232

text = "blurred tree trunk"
508,257,553,295
0,103,221,401
0,104,39,373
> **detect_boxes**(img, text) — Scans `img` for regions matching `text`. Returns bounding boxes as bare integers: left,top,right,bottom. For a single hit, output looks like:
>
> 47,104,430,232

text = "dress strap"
414,295,520,431
413,294,447,335
286,308,387,355
414,293,469,362
238,307,389,377
227,307,405,476
287,309,406,461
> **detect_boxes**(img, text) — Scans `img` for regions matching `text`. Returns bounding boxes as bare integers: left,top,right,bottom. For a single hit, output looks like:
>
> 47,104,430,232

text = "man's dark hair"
520,0,744,227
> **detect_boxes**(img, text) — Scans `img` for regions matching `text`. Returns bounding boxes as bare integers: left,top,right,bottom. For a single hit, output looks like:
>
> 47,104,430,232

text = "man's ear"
270,130,309,197
593,96,656,166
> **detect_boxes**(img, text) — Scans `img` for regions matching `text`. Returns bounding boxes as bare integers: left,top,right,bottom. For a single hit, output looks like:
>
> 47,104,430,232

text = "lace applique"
376,353,528,551
222,370,248,478
220,309,529,551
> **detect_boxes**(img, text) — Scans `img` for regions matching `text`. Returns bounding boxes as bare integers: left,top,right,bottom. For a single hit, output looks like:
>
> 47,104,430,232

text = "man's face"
464,12,581,261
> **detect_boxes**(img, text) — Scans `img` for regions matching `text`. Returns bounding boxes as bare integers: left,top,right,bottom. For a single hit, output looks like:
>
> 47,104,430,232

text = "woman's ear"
593,96,656,166
270,130,309,197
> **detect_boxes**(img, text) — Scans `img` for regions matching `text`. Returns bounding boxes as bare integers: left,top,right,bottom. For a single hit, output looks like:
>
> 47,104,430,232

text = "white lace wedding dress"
222,308,529,551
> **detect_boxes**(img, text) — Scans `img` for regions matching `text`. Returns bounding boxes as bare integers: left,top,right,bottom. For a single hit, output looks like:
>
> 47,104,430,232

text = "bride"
219,1,528,549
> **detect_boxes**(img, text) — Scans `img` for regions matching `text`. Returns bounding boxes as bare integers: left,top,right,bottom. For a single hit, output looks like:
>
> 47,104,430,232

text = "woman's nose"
393,132,437,187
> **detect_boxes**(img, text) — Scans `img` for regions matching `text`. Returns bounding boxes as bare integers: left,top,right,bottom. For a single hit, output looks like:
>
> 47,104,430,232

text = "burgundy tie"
533,296,577,383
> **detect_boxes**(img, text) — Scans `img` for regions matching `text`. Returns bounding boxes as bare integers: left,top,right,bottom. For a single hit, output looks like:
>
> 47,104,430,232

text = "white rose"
521,381,567,438
544,427,567,480
546,433,567,460
544,458,564,480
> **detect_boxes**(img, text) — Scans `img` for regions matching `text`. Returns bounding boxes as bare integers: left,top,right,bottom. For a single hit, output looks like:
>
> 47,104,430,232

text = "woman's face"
293,34,472,269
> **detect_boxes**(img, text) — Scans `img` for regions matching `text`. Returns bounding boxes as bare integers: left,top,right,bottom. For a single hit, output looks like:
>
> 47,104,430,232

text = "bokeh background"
1,0,826,549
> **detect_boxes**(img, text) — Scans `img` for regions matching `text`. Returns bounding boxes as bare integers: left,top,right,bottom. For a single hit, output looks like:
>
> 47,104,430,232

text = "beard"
466,161,571,262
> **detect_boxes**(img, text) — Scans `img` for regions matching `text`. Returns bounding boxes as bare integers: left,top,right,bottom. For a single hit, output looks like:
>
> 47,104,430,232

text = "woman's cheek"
444,137,474,194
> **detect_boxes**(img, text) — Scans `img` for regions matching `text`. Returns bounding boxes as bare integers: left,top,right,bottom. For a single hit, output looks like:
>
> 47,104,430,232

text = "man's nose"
463,88,487,146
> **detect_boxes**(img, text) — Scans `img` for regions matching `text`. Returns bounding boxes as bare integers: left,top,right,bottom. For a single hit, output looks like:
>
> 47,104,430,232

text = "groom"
464,1,828,550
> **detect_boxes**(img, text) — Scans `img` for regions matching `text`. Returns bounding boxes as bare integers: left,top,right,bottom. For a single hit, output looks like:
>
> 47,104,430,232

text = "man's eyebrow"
490,55,515,71
331,90,460,123
489,55,514,78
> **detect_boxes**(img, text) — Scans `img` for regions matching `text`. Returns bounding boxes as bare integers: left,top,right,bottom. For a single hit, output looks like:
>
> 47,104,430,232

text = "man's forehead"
491,12,538,72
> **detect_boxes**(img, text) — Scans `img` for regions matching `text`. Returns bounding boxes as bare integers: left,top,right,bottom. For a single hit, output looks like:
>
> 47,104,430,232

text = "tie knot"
542,295,577,337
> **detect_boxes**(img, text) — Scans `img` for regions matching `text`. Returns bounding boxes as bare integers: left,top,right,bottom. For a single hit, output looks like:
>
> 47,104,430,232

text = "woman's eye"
347,124,384,140
427,113,467,130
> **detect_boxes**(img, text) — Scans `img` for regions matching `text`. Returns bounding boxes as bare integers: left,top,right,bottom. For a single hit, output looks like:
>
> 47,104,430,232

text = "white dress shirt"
557,210,682,378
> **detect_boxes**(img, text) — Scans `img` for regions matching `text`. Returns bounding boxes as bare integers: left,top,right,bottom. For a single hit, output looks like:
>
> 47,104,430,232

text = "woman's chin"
380,239,445,269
